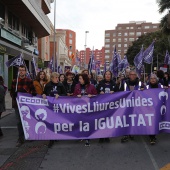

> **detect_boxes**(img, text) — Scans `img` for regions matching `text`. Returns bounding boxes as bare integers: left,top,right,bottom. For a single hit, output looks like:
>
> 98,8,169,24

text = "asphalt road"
0,112,170,170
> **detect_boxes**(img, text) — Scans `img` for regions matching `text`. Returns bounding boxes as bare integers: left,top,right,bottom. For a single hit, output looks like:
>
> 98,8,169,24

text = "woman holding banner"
96,70,116,143
42,72,66,148
73,73,97,146
33,71,48,95
146,73,163,145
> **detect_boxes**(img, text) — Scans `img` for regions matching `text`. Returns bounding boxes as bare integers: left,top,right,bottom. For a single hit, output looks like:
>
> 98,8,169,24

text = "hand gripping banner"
17,88,170,140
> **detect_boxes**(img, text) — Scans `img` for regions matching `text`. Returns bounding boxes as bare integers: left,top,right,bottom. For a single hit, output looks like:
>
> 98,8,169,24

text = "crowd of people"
0,65,170,148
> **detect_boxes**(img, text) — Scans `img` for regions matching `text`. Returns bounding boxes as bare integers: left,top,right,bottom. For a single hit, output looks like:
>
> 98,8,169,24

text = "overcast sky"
47,0,165,51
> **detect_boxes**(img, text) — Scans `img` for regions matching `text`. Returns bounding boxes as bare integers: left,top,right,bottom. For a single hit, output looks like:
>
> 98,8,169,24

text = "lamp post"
53,0,57,72
84,31,89,69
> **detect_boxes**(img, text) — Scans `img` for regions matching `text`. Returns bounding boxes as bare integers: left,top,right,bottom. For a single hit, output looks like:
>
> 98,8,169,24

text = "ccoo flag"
6,54,24,67
143,41,155,64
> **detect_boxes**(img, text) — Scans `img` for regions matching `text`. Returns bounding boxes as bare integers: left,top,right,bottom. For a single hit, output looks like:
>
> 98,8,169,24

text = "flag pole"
53,0,56,72
157,54,158,71
151,57,153,73
15,52,23,92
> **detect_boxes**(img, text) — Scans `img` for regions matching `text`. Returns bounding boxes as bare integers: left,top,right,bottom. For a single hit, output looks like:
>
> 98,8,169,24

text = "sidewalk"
1,92,14,118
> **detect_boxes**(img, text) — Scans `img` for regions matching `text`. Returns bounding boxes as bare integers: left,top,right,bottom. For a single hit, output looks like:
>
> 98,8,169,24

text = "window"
144,26,150,29
118,44,121,47
124,32,128,36
0,2,5,25
153,25,158,28
118,38,121,42
136,32,141,36
113,38,116,42
124,38,127,42
137,26,141,29
129,38,134,41
124,49,127,53
118,27,122,30
22,24,29,38
105,55,110,59
69,46,72,50
69,33,72,38
105,33,110,37
105,44,110,48
8,12,19,31
124,44,127,47
129,32,134,36
130,27,134,29
69,39,72,44
118,32,122,36
126,27,129,29
118,50,121,53
69,51,72,56
113,33,116,36
105,39,110,43
105,50,110,53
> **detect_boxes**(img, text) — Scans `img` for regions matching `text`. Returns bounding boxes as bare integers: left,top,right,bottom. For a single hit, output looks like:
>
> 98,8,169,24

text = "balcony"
1,0,51,38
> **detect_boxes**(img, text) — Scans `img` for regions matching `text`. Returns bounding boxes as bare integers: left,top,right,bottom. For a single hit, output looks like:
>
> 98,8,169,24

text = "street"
0,94,170,170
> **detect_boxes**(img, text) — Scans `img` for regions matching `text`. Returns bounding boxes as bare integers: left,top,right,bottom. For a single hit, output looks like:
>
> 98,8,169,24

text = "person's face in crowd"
19,67,26,78
105,71,111,81
52,76,59,83
59,75,65,82
164,74,168,79
79,76,85,85
129,71,137,81
67,74,73,81
97,76,103,82
121,74,125,80
150,77,157,84
125,68,130,77
88,74,91,79
83,70,88,75
40,72,45,80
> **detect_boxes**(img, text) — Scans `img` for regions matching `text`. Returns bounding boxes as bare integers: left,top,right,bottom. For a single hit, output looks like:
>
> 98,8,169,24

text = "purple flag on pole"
31,56,37,79
134,46,144,70
88,51,95,74
110,46,119,77
48,56,54,72
6,54,24,67
143,41,155,64
164,50,170,64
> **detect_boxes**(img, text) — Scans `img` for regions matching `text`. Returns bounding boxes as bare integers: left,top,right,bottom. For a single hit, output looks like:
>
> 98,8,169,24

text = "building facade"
50,29,72,72
78,47,105,71
0,0,52,88
104,21,160,65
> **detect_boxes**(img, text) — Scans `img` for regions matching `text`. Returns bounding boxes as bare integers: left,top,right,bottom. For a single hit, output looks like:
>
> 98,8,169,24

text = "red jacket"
73,83,97,96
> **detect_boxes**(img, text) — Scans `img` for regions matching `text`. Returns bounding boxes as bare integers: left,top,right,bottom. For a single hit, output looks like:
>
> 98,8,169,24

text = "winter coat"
73,83,97,96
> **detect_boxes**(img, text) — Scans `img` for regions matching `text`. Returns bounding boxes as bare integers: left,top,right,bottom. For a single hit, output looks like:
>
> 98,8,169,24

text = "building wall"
104,21,160,65
0,0,52,88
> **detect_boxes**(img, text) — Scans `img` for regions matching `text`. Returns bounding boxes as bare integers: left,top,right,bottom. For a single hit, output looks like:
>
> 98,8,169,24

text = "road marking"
141,137,159,170
160,163,170,170
1,126,17,129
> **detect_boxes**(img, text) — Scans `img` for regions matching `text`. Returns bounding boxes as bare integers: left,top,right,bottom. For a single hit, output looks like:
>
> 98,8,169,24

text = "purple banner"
17,89,170,140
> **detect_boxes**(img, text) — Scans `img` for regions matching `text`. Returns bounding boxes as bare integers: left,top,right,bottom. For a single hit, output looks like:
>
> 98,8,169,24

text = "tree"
126,31,170,73
158,0,170,36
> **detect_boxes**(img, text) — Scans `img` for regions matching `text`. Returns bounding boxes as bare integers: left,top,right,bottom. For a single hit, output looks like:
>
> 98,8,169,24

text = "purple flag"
134,46,144,70
164,50,170,64
17,88,170,140
31,56,37,79
48,56,54,72
58,65,63,74
143,41,155,64
88,51,95,74
6,54,24,67
110,46,119,77
118,55,129,72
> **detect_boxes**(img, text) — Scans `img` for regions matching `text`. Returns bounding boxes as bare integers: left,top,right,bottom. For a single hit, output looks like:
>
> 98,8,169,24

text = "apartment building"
0,0,52,88
78,47,105,70
105,21,160,65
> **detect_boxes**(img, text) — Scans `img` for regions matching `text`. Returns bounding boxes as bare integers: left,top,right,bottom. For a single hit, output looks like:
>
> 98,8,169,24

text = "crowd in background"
0,65,170,148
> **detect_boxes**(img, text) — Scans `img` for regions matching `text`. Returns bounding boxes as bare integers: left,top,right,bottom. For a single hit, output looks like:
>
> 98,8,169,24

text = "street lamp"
84,31,89,69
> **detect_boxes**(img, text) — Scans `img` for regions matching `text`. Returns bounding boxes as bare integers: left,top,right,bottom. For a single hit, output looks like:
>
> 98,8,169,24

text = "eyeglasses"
19,69,26,72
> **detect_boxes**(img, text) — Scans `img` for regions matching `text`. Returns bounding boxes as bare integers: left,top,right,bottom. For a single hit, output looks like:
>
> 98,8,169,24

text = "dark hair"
35,71,48,82
19,65,26,70
157,70,164,79
79,74,90,85
0,76,4,85
59,74,66,82
82,69,89,74
103,71,112,80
